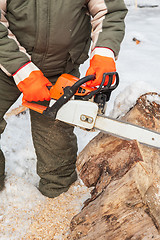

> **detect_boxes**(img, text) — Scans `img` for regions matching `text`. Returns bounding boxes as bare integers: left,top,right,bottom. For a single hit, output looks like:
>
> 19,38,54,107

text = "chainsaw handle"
71,74,96,91
102,72,119,92
82,72,119,100
43,74,96,118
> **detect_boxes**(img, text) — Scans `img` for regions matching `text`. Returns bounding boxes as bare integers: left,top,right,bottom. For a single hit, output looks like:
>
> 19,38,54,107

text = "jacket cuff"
90,47,115,60
13,61,40,85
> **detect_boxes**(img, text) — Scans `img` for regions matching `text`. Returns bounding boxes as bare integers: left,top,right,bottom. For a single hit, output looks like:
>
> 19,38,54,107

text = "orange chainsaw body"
23,72,118,115
49,74,97,100
23,73,97,114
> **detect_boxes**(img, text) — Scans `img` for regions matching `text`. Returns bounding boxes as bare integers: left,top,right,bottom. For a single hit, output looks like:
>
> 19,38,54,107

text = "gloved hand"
13,62,52,102
86,47,116,87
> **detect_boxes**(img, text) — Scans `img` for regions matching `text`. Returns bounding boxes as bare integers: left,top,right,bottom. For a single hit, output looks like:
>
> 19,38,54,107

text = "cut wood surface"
5,105,27,119
68,92,160,240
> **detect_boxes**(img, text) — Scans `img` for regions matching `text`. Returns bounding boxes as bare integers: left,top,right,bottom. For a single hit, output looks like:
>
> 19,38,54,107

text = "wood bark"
68,92,160,240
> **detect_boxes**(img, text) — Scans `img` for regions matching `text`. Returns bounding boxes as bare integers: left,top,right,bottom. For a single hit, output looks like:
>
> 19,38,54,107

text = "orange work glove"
86,47,116,87
13,62,52,102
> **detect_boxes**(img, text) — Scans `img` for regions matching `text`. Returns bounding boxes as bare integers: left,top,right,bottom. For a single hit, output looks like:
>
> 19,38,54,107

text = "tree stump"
68,92,160,240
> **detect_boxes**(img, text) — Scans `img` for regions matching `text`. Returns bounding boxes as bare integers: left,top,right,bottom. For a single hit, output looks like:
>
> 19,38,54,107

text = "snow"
0,4,160,239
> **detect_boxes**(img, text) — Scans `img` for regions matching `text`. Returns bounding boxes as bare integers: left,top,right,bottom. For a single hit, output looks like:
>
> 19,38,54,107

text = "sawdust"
22,180,90,240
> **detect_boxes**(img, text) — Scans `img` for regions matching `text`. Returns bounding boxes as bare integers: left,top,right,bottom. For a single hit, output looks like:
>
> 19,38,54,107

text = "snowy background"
0,2,160,239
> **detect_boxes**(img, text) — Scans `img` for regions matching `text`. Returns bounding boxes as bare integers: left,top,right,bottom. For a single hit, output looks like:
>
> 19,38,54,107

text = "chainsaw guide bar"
23,72,160,149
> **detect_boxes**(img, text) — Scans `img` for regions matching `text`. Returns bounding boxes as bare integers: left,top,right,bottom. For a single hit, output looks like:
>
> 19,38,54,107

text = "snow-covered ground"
0,3,160,239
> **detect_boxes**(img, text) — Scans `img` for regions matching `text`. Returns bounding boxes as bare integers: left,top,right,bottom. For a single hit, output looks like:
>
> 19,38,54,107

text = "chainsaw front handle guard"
43,74,96,119
23,72,119,119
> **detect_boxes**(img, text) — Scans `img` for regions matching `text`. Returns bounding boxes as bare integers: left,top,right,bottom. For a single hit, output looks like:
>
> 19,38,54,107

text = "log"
68,92,160,240
5,105,27,119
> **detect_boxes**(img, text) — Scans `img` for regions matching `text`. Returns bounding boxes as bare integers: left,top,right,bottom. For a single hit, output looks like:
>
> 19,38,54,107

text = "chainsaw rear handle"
82,72,119,100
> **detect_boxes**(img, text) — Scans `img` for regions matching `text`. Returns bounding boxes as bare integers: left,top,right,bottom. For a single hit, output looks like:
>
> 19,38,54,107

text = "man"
0,0,128,198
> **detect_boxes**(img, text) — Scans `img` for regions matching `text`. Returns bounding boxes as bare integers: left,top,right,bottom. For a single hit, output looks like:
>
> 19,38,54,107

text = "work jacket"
0,0,128,77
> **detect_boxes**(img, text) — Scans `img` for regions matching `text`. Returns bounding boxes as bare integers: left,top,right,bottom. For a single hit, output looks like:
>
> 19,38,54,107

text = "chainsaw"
23,72,160,149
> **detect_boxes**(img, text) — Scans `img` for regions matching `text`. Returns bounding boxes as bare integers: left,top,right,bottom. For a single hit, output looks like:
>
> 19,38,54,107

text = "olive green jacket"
0,0,127,77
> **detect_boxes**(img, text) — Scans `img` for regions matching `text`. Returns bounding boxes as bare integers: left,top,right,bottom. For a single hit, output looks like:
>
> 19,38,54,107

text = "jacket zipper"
32,0,51,69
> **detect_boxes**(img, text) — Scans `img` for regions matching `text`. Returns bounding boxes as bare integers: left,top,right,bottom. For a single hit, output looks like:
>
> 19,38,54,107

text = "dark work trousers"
0,69,78,197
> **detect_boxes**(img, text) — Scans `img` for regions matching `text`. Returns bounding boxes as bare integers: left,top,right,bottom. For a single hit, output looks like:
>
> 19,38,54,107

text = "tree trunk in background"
68,92,160,240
